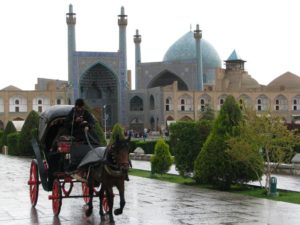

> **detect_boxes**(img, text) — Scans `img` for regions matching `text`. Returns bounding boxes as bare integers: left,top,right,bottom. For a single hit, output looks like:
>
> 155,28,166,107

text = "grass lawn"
129,168,300,204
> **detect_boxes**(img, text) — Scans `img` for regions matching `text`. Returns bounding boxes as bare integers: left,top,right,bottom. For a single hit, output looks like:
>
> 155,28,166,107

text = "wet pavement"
2,154,300,225
132,160,300,192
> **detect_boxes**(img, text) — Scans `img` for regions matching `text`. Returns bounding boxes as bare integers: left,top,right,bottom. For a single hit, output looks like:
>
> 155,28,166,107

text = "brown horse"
85,136,131,223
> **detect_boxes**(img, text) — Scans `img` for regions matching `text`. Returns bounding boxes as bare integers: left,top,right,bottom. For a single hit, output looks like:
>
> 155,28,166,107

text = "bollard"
269,176,278,197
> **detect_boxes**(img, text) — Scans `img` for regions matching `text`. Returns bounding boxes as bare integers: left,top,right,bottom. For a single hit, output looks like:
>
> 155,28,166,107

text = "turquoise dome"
163,31,221,68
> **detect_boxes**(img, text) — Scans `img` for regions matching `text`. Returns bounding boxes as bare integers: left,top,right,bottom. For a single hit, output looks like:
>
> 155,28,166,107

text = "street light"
103,104,106,139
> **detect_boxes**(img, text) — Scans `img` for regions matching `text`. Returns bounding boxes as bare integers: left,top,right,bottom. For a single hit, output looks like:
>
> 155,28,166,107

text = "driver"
64,98,96,180
64,98,95,142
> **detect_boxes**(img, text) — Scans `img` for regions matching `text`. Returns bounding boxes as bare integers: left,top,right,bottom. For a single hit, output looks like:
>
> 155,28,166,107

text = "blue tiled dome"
163,31,221,69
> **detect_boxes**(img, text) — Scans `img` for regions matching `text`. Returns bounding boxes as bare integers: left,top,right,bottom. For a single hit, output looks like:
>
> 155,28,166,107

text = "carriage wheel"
82,182,90,204
28,159,39,207
102,192,109,213
52,179,62,216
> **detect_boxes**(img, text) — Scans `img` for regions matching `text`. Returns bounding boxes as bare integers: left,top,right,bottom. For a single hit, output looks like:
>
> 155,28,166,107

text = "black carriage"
27,105,109,215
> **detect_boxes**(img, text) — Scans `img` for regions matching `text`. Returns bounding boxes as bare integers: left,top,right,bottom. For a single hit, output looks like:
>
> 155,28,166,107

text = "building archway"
80,63,118,128
147,70,188,90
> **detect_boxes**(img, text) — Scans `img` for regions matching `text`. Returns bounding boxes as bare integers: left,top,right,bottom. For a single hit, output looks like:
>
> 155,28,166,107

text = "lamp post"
103,105,107,139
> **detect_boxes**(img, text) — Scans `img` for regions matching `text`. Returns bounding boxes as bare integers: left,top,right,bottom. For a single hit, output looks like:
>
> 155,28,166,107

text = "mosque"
65,4,300,133
1,4,300,132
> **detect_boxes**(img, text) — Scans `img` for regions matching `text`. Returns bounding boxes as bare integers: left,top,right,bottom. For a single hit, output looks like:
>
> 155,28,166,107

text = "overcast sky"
1,0,300,90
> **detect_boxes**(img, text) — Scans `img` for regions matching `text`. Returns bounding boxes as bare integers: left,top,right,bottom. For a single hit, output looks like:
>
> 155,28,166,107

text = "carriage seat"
77,146,107,169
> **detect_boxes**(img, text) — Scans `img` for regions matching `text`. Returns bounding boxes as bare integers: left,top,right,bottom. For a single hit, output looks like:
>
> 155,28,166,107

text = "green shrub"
194,95,243,190
170,120,211,176
94,122,107,146
18,110,39,156
1,121,17,148
7,132,19,155
109,123,125,145
151,139,173,175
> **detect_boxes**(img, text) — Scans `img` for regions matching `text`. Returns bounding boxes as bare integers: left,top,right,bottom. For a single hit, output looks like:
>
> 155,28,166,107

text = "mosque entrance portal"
80,63,118,129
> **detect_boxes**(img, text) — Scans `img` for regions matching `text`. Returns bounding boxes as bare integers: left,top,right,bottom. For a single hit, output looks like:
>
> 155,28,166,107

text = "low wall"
130,153,152,161
130,153,300,176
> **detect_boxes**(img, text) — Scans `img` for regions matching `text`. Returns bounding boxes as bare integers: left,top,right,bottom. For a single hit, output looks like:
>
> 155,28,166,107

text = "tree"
109,123,125,145
200,104,215,121
18,110,39,156
151,138,173,175
228,108,297,191
170,120,211,176
194,95,243,190
1,121,17,148
94,122,107,146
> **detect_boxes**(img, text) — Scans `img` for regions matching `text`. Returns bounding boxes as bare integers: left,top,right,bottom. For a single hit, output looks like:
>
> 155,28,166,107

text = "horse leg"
106,187,115,224
114,181,125,216
99,186,105,221
85,182,94,217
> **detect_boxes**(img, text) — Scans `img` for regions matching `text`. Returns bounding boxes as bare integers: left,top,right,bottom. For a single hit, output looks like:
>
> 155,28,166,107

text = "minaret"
118,6,128,126
194,24,203,91
66,4,76,104
133,29,142,89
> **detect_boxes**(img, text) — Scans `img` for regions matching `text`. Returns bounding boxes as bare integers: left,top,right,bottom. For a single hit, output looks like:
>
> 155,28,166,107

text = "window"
274,95,288,111
292,96,300,111
38,106,42,112
165,98,173,111
256,96,269,112
38,99,42,105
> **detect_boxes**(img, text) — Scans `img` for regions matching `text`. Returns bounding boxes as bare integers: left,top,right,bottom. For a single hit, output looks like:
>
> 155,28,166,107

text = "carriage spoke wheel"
28,159,39,207
52,179,62,216
82,182,90,204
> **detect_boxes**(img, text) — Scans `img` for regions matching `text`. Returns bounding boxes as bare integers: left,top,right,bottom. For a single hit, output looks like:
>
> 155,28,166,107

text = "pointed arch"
217,94,227,110
199,94,212,111
9,95,27,113
292,95,300,111
80,62,118,127
180,116,192,121
274,94,288,111
130,96,144,111
178,94,193,111
238,94,252,109
165,96,173,111
147,70,188,90
256,94,269,111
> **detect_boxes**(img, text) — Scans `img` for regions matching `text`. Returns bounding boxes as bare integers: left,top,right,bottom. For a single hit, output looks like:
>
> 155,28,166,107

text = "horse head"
109,135,131,174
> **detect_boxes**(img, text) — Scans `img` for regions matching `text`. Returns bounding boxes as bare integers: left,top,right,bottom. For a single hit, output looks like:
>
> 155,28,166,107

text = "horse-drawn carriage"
27,105,130,222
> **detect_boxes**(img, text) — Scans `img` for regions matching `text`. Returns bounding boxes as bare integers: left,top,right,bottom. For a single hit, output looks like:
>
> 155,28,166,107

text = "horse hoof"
100,215,106,221
85,207,93,217
114,208,122,215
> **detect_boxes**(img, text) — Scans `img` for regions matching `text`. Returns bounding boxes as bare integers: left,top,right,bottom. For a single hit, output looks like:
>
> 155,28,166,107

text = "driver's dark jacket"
64,107,96,142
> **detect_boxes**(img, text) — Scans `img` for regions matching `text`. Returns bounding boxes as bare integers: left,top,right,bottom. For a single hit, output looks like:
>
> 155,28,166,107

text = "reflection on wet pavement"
1,155,300,225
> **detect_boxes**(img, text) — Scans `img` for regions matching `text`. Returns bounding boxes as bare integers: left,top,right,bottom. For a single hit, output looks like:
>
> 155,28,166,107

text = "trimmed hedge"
151,139,173,175
7,132,19,156
169,120,212,176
